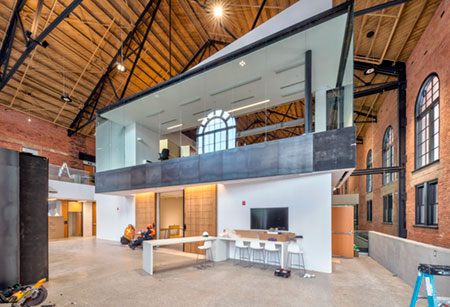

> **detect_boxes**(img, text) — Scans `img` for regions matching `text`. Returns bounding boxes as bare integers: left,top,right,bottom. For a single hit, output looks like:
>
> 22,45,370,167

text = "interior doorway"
68,201,83,237
159,190,184,250
92,202,96,236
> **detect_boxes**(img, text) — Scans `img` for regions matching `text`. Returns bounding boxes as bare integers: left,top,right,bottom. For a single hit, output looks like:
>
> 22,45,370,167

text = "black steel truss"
354,81,403,98
68,0,161,136
181,40,228,74
251,0,267,30
351,166,404,176
0,0,83,91
354,0,412,17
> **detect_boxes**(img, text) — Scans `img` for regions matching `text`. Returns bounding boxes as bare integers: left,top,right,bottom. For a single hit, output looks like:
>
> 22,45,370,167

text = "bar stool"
196,241,213,269
287,243,306,276
234,240,250,266
264,242,281,269
249,241,265,267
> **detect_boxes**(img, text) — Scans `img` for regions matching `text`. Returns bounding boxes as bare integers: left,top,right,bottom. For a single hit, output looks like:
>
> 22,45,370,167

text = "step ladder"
410,264,450,307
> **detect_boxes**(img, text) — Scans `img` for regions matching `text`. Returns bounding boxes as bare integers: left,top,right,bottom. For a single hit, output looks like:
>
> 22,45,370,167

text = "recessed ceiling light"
364,67,376,75
27,118,31,122
228,99,270,113
167,124,183,130
61,95,72,103
239,60,246,67
213,6,223,17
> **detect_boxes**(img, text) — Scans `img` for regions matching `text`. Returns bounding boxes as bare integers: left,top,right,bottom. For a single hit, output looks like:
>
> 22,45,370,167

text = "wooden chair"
168,225,181,238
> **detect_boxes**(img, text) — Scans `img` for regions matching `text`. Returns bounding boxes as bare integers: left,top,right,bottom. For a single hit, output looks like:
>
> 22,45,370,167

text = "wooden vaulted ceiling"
351,0,442,138
0,0,297,136
0,0,443,139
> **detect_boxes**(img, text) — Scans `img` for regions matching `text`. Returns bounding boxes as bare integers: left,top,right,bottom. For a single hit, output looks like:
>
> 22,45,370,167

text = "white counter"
143,236,290,275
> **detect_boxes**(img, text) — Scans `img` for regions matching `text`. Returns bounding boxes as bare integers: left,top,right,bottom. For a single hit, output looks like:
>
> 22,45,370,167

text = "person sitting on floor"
129,224,155,250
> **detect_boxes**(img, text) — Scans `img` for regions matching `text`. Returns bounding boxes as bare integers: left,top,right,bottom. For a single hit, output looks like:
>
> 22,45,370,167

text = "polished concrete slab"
46,238,424,307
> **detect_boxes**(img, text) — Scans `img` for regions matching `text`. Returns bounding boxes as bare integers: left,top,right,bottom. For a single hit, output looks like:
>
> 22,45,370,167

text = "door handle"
332,231,353,235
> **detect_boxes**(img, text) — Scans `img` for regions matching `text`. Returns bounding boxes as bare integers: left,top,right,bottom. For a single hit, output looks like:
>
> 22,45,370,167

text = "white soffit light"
228,99,270,113
167,124,183,130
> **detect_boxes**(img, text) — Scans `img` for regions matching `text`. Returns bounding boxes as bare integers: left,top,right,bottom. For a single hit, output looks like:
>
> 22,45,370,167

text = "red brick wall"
348,1,450,248
349,90,399,236
0,106,95,169
404,1,450,248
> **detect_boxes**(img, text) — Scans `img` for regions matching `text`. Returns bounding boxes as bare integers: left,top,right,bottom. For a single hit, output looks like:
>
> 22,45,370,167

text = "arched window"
416,74,439,169
382,126,394,185
197,110,236,154
366,150,373,193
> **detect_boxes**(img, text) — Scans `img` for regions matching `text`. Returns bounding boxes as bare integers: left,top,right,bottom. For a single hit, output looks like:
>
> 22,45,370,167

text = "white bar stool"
197,240,213,269
249,241,265,267
264,242,281,269
234,239,250,266
287,243,306,276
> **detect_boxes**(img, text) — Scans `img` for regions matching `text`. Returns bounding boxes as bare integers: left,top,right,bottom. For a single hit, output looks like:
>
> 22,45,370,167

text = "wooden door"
183,185,217,254
92,202,96,236
61,200,68,238
332,206,354,258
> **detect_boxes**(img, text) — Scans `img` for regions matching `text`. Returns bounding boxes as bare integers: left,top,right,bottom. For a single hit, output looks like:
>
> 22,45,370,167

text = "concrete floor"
45,238,424,307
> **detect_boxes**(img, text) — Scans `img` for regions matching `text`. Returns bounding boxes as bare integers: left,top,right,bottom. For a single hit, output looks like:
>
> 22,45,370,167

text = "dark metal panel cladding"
247,141,279,177
313,126,356,172
0,148,20,289
222,147,249,180
95,127,356,193
178,155,199,184
19,153,49,285
199,151,223,182
278,134,313,174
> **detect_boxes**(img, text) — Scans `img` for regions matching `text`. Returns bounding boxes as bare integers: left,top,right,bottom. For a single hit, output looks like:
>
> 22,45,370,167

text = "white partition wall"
217,173,332,273
95,194,135,241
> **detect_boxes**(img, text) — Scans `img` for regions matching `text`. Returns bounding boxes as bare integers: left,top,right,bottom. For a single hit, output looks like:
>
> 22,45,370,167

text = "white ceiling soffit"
194,0,332,69
102,3,346,135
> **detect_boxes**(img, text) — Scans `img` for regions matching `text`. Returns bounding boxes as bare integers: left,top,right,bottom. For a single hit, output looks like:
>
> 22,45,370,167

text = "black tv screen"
251,207,288,231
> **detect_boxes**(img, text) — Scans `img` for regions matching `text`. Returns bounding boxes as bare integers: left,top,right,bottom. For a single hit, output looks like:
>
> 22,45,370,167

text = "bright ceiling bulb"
116,62,126,72
213,6,223,17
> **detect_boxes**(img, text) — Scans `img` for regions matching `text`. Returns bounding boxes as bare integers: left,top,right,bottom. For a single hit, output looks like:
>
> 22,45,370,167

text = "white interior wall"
95,194,135,241
48,179,95,201
217,173,332,273
160,197,183,229
83,201,93,236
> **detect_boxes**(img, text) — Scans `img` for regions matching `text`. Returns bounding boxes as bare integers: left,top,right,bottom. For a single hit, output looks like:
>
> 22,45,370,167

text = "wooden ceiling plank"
9,0,58,108
53,18,116,123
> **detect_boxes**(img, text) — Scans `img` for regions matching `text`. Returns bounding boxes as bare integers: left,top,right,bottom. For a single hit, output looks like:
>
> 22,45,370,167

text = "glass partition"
96,11,353,172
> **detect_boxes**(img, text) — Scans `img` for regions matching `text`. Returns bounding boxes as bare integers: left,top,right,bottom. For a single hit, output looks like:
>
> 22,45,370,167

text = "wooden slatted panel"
183,184,217,254
135,192,156,233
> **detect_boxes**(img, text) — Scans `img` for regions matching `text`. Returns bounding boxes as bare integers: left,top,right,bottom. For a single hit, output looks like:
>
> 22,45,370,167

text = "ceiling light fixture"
239,60,246,67
228,99,270,113
167,123,183,130
364,67,375,75
27,118,31,122
116,62,126,72
213,6,223,17
61,95,72,103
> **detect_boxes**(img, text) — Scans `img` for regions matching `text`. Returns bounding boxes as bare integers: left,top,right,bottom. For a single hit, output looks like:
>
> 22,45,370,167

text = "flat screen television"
250,207,288,231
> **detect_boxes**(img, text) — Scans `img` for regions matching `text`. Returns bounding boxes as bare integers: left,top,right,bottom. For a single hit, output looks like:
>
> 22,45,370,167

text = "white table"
143,236,216,275
213,237,288,268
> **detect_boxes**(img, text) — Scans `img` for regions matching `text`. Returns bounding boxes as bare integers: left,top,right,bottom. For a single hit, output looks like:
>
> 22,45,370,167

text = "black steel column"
397,62,407,238
305,50,312,133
